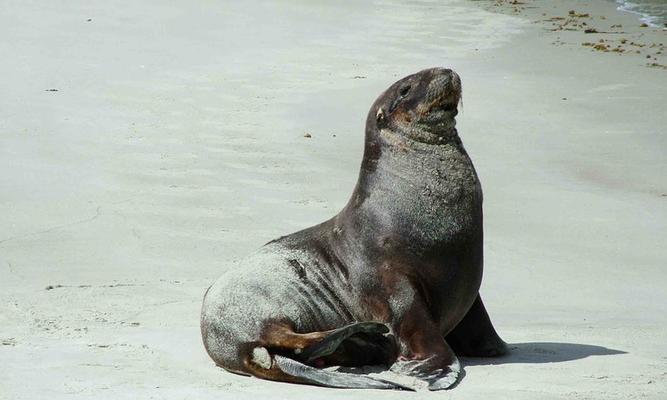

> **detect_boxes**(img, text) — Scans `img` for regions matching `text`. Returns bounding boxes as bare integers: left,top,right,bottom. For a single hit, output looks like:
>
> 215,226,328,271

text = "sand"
1,0,665,399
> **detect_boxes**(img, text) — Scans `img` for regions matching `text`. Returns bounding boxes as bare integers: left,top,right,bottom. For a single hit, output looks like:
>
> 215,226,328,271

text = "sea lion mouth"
418,92,461,134
432,98,459,119
428,73,462,113
417,71,462,126
440,102,458,113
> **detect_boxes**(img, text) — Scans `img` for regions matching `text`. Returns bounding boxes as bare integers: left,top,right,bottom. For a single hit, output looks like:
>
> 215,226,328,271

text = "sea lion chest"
370,140,482,246
360,139,484,329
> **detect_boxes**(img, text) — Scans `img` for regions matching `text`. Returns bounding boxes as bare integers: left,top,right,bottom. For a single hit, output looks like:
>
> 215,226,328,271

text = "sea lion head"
369,67,462,144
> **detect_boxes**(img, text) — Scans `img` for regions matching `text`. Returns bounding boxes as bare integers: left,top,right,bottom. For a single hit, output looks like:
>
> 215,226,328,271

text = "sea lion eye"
399,85,411,97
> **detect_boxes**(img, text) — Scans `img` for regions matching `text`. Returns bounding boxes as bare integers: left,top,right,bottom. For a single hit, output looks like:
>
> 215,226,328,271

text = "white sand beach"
1,0,665,399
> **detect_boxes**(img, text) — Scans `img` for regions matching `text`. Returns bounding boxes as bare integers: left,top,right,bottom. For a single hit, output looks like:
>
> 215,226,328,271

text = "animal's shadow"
463,342,626,366
323,342,624,390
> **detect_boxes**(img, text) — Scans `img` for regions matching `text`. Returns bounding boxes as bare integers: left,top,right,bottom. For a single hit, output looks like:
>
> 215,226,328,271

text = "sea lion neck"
358,121,461,175
378,126,461,148
338,129,479,249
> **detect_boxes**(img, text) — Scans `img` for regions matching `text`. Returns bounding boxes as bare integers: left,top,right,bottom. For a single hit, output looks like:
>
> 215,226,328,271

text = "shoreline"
615,0,667,28
479,0,666,69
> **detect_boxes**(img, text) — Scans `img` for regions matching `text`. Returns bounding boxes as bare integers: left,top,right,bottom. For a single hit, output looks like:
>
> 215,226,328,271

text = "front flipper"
385,352,462,391
445,294,508,357
386,296,463,390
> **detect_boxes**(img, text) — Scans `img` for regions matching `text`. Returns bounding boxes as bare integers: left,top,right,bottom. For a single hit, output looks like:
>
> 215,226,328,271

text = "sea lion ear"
376,107,386,126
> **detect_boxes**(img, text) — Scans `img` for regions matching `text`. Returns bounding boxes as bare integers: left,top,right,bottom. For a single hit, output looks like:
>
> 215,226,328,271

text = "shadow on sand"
463,342,626,366
324,342,624,390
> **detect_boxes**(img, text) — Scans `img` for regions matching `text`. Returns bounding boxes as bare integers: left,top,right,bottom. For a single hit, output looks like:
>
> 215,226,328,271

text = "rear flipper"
445,294,508,357
245,321,405,390
272,353,406,389
246,318,461,391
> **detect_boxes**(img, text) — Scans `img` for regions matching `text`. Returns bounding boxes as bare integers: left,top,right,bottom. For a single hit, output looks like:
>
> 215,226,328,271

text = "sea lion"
201,67,507,391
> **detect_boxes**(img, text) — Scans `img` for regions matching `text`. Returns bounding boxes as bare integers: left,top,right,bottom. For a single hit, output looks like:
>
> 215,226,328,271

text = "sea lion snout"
422,68,461,113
